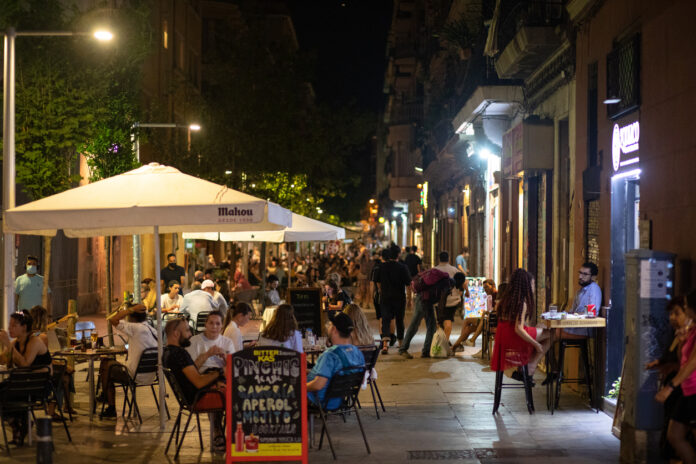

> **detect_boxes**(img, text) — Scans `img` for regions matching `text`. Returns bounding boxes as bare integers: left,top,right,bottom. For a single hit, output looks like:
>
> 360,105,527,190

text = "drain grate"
407,450,475,460
407,448,568,460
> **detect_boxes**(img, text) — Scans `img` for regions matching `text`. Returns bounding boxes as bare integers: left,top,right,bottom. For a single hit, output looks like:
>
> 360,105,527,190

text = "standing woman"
656,290,696,463
257,304,303,352
490,269,550,383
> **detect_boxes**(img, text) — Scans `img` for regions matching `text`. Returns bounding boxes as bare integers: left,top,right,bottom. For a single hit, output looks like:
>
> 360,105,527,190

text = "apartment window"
162,20,168,49
606,33,640,119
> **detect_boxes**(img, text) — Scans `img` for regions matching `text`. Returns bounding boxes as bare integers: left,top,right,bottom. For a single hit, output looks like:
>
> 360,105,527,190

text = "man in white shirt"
223,302,254,352
99,303,158,418
186,311,236,372
181,279,217,327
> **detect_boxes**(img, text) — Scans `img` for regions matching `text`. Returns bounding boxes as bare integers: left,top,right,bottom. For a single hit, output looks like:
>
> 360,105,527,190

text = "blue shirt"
455,255,467,273
15,274,47,311
307,344,365,410
566,281,602,336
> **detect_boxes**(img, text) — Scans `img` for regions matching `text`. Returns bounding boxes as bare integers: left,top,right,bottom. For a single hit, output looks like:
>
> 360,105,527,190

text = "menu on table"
226,348,308,463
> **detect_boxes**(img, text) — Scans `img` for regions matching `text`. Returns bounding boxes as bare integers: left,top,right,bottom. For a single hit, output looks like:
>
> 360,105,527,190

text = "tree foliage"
0,0,152,200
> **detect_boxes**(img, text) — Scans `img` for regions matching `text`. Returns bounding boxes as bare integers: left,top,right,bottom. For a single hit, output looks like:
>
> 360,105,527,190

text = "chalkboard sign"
288,287,323,336
226,348,308,463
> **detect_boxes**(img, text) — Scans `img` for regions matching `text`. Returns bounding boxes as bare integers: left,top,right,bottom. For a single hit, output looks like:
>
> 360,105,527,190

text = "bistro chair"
0,366,71,456
554,338,595,411
51,357,74,422
112,348,169,423
492,364,534,415
193,312,210,334
162,367,225,459
308,366,370,460
481,312,498,360
357,343,386,419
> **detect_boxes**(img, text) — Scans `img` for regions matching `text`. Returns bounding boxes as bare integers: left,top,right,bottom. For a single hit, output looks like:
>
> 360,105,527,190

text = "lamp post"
2,28,112,327
129,122,200,302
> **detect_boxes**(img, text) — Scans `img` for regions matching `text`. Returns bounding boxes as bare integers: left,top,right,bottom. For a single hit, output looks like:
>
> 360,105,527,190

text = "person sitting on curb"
99,303,157,419
307,313,365,410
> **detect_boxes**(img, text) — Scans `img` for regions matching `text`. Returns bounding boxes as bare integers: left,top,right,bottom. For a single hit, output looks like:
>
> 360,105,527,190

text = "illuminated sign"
612,121,640,171
421,182,428,210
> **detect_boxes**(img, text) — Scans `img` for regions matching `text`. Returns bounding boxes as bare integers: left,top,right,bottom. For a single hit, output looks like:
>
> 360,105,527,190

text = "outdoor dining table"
54,346,128,420
542,316,606,414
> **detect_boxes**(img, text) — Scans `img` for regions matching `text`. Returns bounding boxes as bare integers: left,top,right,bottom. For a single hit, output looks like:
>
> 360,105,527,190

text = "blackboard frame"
287,287,323,336
226,349,308,463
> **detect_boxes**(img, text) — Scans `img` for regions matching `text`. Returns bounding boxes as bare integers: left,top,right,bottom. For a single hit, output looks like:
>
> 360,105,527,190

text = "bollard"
36,416,52,464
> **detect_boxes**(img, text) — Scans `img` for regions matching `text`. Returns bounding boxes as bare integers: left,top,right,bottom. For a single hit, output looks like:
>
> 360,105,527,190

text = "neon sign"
612,121,639,171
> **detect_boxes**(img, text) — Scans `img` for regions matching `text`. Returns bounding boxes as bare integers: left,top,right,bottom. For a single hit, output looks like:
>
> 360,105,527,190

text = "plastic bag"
430,328,450,358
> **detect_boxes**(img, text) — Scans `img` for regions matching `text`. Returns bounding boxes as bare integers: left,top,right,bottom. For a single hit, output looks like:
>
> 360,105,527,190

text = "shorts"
671,393,696,426
441,305,458,322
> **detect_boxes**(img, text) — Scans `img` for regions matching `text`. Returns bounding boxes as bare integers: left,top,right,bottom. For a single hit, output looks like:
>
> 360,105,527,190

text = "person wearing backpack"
374,244,412,354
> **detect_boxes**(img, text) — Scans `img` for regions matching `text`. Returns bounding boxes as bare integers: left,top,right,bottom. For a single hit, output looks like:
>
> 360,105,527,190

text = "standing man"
404,246,422,308
561,262,602,339
160,253,185,295
455,247,469,275
374,244,412,354
15,255,49,312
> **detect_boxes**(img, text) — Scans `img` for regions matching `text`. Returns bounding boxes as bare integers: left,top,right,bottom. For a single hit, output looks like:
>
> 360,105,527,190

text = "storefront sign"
612,121,640,171
227,348,308,463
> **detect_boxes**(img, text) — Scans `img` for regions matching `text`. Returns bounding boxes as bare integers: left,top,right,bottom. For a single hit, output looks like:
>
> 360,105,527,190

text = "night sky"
288,0,393,112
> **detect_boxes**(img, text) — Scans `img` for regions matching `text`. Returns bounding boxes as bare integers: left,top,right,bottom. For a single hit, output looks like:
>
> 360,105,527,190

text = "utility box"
621,249,675,464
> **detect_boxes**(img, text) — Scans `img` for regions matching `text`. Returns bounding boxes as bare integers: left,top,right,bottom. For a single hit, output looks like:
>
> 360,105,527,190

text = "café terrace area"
4,312,618,464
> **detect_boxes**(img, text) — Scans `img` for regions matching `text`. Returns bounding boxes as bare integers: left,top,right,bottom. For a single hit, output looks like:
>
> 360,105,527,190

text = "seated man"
264,275,281,306
307,313,365,410
163,318,226,454
181,279,216,327
99,303,157,419
561,262,602,339
186,311,236,372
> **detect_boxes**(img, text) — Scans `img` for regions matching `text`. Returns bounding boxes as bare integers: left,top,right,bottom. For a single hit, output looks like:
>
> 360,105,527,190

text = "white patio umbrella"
3,162,292,429
182,212,345,242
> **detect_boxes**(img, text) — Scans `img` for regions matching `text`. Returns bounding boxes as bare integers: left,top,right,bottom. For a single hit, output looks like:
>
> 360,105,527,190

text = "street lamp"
129,122,201,303
2,28,113,327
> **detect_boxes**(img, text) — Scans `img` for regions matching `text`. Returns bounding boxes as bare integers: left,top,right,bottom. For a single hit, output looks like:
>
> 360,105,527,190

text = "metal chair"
554,338,595,411
481,312,498,360
112,347,169,423
492,364,534,415
162,366,225,459
193,312,210,334
308,366,370,460
51,358,74,422
0,366,71,455
357,343,386,419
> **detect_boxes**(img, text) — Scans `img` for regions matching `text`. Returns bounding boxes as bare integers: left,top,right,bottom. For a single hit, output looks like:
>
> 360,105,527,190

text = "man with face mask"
163,317,226,453
160,253,185,295
15,255,50,312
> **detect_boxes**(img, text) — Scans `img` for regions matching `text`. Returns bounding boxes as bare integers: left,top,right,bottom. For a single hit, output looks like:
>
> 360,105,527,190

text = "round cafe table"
54,347,128,420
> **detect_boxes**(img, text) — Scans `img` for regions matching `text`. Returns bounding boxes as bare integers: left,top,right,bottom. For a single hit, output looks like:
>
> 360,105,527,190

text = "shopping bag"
430,327,450,358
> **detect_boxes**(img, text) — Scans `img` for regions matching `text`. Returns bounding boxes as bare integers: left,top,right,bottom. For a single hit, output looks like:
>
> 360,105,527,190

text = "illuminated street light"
225,170,232,175
378,217,385,223
369,198,375,204
188,123,201,131
93,29,113,41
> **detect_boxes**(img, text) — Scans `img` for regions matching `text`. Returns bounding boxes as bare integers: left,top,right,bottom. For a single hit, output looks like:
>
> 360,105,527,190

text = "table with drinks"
55,336,128,420
541,304,605,413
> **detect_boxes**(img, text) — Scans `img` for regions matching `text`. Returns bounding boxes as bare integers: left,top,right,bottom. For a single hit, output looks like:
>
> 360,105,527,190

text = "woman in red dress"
491,269,551,382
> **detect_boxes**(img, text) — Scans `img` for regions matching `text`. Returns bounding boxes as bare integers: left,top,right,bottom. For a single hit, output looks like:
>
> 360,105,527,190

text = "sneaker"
399,351,413,359
100,405,117,419
472,349,483,358
465,339,475,347
213,435,226,454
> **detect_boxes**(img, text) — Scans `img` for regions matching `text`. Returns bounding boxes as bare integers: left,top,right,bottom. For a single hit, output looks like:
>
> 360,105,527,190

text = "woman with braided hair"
490,269,551,384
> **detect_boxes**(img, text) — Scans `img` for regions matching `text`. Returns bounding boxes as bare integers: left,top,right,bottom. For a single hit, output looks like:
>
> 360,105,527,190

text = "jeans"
380,299,405,341
399,295,437,355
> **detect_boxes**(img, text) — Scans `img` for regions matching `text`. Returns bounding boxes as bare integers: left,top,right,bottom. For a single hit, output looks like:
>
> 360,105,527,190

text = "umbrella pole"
153,226,166,431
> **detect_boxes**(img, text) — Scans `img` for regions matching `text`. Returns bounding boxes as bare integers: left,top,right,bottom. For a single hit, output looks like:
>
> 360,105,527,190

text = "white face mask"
27,265,37,274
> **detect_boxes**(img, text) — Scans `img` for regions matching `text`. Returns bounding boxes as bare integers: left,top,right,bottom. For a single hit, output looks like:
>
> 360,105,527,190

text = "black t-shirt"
160,265,185,294
375,260,412,304
404,253,422,277
163,345,198,404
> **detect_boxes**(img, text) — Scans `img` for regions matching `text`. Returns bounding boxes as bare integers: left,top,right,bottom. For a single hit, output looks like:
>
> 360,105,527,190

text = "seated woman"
323,280,351,319
343,303,375,346
0,310,52,446
257,304,303,352
161,280,184,313
490,269,551,384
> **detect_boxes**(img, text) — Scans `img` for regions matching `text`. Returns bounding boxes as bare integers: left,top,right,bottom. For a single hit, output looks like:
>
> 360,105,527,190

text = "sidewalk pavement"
6,308,619,463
